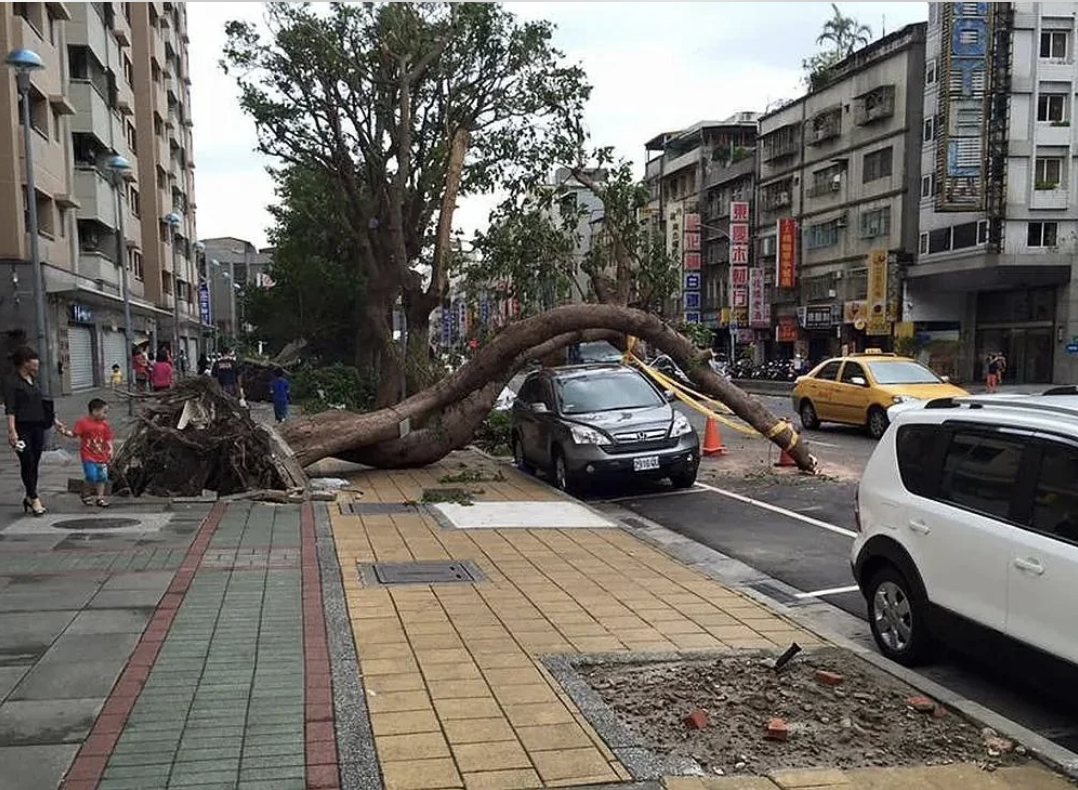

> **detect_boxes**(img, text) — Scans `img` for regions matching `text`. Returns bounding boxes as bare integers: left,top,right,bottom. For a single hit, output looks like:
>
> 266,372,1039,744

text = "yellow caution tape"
629,355,758,436
627,354,734,414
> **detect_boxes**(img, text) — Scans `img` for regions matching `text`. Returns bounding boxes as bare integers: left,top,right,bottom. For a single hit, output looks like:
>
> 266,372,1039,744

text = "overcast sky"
188,1,928,249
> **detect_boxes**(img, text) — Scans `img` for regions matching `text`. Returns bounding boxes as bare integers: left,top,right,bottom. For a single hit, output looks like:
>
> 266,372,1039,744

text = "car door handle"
1014,557,1045,576
907,519,930,535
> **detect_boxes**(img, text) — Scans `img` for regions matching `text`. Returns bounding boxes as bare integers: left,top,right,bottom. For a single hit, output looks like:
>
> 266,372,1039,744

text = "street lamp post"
193,241,206,366
105,154,135,415
163,212,181,362
6,48,52,396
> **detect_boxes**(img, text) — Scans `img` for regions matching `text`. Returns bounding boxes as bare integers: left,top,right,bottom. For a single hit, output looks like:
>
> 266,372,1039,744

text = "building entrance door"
976,326,1053,384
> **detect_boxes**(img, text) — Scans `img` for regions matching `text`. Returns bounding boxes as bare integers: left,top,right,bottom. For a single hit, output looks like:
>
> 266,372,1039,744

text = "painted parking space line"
794,584,860,599
693,481,859,539
808,439,842,448
595,487,706,505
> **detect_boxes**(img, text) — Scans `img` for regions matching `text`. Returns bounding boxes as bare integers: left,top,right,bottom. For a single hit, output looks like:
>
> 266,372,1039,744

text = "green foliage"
802,50,844,90
677,323,715,350
472,410,513,457
802,4,872,88
420,487,478,506
438,468,506,484
291,364,376,413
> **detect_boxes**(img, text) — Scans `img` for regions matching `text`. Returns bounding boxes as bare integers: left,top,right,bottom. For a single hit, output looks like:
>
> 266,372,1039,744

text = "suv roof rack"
958,394,1078,421
925,397,982,410
1043,385,1078,396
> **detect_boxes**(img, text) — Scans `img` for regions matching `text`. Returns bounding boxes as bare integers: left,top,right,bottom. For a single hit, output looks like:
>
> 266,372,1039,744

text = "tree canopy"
802,4,873,89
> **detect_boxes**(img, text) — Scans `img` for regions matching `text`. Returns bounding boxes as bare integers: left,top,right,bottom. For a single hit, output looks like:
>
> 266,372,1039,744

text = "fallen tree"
282,305,818,474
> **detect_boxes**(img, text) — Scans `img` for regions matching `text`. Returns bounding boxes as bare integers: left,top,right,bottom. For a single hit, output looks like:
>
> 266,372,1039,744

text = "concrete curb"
730,379,795,397
313,503,383,790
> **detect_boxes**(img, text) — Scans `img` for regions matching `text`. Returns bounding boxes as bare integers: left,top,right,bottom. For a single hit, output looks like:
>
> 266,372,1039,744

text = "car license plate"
633,456,660,472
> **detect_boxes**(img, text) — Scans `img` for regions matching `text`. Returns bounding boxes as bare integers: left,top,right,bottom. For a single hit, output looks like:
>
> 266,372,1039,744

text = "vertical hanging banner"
866,249,890,335
749,268,770,328
682,212,701,322
776,217,798,289
441,305,452,346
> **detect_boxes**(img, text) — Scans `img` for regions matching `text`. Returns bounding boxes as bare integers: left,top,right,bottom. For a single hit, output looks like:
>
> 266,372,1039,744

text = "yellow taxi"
791,350,968,439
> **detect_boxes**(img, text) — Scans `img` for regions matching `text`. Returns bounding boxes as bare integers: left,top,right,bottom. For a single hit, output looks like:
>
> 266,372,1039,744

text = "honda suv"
852,389,1078,677
511,364,699,492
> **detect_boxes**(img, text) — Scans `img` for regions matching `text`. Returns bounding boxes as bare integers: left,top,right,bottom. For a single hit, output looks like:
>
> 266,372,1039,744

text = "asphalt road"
582,432,1078,755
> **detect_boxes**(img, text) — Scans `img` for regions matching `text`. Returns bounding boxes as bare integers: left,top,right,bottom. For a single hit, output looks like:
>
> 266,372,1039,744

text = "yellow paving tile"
427,679,492,700
434,696,505,721
514,723,592,752
366,690,432,714
767,767,848,787
529,747,617,784
363,656,420,675
442,717,518,745
417,648,475,665
452,740,533,773
482,667,547,687
381,758,462,790
370,709,441,736
461,769,542,790
376,732,451,762
473,651,534,668
491,684,560,705
421,661,484,681
410,632,467,650
365,673,428,694
503,702,575,727
355,642,417,662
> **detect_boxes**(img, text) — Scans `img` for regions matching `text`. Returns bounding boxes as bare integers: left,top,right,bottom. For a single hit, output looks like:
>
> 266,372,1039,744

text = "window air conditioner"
835,214,848,228
830,175,841,191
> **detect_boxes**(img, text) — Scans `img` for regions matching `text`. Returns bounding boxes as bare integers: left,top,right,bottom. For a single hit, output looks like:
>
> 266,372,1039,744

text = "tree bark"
281,304,818,474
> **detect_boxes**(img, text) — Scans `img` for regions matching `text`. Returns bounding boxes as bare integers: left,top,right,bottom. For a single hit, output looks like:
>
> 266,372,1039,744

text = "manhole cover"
358,560,485,586
52,517,142,531
339,503,417,516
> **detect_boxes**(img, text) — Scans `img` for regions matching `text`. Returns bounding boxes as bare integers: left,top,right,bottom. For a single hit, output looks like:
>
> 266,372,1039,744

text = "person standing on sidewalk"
212,348,239,397
133,346,150,392
151,349,174,392
986,353,1002,393
58,398,114,508
270,367,291,423
3,346,66,516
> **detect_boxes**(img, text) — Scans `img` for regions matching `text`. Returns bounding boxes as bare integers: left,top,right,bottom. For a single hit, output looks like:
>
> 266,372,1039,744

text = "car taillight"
853,490,862,532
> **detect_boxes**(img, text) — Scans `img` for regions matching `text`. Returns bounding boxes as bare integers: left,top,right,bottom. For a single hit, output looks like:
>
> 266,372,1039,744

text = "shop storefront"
974,287,1056,384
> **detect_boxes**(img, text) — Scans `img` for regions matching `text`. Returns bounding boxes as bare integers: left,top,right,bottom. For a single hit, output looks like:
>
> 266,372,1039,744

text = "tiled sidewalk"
61,502,336,790
330,460,824,790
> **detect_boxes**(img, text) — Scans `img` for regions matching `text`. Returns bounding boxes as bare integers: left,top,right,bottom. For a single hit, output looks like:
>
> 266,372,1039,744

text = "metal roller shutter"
102,330,127,381
68,325,95,391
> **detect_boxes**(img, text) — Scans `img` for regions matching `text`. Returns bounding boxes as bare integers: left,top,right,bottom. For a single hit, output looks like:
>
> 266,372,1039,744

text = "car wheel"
866,566,934,666
551,448,576,494
799,400,820,430
867,406,889,440
512,435,534,475
669,464,698,489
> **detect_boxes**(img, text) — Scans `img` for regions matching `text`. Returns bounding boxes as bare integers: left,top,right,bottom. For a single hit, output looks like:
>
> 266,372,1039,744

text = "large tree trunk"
281,305,818,474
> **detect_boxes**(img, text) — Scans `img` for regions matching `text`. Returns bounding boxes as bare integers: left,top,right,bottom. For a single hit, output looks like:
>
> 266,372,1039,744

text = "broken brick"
932,706,948,719
765,717,788,741
814,670,844,687
684,709,709,730
905,695,936,713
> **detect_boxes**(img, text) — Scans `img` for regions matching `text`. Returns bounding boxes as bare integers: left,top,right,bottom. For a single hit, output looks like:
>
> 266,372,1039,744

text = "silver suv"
511,364,699,492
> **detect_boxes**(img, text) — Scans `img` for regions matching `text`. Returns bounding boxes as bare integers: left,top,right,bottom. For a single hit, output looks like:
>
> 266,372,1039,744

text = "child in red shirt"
60,397,114,507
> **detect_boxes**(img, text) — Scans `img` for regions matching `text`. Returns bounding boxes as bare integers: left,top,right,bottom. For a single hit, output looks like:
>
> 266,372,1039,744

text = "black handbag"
42,397,55,428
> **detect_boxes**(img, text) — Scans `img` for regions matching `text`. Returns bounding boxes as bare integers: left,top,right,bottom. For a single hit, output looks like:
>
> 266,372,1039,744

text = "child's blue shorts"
83,461,108,484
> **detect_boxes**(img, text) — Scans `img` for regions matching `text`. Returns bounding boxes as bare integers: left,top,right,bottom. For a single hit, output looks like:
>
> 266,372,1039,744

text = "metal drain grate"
358,560,485,586
52,517,142,531
339,502,418,516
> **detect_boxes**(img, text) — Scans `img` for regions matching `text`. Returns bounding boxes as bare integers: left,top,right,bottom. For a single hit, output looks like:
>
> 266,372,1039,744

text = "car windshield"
577,342,622,362
556,373,663,415
865,360,941,385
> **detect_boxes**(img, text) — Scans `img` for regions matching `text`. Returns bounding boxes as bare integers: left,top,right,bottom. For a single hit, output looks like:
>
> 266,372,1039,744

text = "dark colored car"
510,364,700,492
569,341,624,364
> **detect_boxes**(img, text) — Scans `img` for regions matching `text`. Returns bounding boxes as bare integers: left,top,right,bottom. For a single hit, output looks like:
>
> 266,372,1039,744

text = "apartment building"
911,3,1078,385
0,1,199,393
547,166,605,304
643,115,758,326
200,237,273,344
756,23,926,362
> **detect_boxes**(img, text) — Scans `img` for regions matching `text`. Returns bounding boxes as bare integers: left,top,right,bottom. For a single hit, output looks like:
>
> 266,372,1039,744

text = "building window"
1041,30,1068,60
125,121,137,155
1028,221,1059,247
51,107,61,142
1037,93,1066,123
131,250,144,280
978,220,989,244
129,186,140,218
1035,157,1063,189
919,232,928,254
923,116,935,142
920,174,935,198
17,88,49,138
807,220,840,249
123,56,134,86
859,208,891,239
863,147,893,183
925,58,937,85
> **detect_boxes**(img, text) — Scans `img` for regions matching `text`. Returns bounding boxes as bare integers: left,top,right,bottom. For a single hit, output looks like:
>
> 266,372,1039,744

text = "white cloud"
186,2,927,247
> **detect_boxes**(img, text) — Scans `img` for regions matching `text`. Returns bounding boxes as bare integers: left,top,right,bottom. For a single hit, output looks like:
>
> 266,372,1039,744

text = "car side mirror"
665,390,677,402
940,375,951,383
850,376,868,387
531,402,549,414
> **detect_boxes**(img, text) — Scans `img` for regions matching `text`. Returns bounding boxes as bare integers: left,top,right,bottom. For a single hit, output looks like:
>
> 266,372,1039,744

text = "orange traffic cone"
702,416,727,456
775,418,798,467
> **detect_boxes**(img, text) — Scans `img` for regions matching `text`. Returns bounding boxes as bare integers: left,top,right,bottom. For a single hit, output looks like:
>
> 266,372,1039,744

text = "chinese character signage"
684,231,700,252
730,201,749,223
732,288,748,308
776,218,798,289
682,213,701,314
684,292,701,310
683,252,701,270
730,266,749,288
684,213,700,232
441,305,452,346
748,268,770,328
684,273,700,290
867,249,888,320
730,223,749,244
198,282,211,325
731,244,749,264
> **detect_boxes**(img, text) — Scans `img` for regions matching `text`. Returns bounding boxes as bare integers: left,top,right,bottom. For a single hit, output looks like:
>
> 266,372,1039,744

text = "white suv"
852,389,1078,671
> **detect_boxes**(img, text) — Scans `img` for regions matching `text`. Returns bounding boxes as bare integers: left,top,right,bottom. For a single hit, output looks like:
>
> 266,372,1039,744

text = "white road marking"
693,481,859,539
807,439,842,448
794,585,860,599
596,487,705,505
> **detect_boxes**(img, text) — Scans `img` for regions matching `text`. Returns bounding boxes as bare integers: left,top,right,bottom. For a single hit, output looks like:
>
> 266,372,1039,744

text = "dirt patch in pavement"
579,647,1027,777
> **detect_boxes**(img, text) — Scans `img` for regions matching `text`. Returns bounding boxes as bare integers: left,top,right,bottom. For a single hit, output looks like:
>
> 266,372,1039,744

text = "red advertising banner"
731,244,749,265
730,201,749,223
684,231,701,252
684,213,700,232
776,218,797,289
683,252,702,270
730,223,749,244
732,288,748,307
749,267,770,328
730,266,749,287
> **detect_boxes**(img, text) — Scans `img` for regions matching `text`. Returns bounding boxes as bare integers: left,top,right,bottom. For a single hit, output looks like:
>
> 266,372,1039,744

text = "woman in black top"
4,347,65,515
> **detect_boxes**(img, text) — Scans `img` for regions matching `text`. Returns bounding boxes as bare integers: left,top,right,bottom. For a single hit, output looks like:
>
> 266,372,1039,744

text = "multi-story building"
200,237,273,345
547,166,605,304
643,115,758,326
911,3,1078,385
0,1,200,393
756,23,927,362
